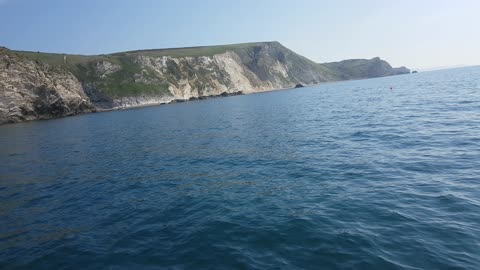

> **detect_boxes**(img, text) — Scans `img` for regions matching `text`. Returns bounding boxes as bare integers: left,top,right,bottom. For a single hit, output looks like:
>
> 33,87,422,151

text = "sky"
0,0,479,69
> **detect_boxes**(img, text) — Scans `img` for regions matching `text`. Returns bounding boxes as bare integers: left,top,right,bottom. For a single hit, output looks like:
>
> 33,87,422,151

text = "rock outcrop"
0,42,410,124
0,47,95,124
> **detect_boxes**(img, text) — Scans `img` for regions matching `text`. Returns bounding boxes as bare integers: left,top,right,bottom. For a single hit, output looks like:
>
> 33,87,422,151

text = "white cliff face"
127,50,293,106
213,52,260,93
0,48,94,124
80,46,309,110
271,60,290,82
95,61,121,78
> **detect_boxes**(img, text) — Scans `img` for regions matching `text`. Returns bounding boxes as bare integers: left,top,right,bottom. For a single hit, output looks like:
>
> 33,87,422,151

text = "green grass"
112,42,279,58
13,50,112,66
14,42,279,65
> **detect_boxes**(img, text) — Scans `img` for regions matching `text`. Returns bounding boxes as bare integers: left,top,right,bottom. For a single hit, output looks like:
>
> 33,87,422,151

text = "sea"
1,66,480,269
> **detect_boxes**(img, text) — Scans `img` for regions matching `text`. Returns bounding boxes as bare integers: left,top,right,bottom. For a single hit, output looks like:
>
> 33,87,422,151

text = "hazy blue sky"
0,0,478,69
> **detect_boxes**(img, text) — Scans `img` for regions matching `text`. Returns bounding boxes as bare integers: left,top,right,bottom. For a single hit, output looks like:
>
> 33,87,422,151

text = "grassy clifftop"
13,42,278,66
113,42,278,58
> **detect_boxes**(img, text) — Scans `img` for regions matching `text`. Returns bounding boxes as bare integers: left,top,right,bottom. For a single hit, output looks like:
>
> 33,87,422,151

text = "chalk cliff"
0,42,410,124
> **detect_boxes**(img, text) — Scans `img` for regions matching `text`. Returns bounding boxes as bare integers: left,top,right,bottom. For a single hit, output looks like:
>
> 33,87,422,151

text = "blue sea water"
1,66,480,269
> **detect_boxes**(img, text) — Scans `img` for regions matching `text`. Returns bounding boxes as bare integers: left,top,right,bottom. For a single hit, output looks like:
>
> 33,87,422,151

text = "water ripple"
1,67,480,269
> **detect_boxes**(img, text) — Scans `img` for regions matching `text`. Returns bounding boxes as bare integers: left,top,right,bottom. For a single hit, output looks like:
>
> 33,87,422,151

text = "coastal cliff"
0,42,410,124
0,47,95,124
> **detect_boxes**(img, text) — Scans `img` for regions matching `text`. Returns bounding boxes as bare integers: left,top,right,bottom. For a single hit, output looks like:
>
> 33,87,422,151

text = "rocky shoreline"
170,91,244,103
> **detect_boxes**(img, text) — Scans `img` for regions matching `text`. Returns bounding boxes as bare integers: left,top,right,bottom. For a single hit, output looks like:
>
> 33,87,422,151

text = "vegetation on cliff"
1,42,410,124
13,42,409,99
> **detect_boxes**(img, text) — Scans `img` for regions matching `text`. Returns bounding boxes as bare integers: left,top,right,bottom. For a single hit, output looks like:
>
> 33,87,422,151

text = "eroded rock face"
133,54,233,100
124,42,330,104
95,61,121,78
132,51,273,101
0,42,410,124
0,48,95,124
